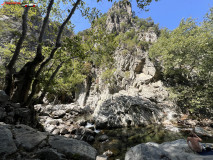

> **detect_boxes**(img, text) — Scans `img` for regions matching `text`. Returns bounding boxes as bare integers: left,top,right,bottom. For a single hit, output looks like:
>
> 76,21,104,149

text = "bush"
138,40,150,51
101,68,116,85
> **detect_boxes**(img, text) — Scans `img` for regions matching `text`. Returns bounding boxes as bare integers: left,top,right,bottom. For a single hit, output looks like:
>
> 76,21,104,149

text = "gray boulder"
49,135,97,160
125,139,213,160
0,125,17,157
0,90,9,102
0,123,97,159
35,148,65,160
13,124,47,151
93,95,161,129
195,127,213,137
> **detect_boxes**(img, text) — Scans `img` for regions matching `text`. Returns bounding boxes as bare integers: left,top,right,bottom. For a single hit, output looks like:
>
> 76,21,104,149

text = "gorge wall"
74,0,180,129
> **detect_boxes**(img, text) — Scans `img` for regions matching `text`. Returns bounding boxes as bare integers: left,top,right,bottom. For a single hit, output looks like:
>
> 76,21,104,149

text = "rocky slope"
0,91,97,160
0,123,97,160
74,0,179,129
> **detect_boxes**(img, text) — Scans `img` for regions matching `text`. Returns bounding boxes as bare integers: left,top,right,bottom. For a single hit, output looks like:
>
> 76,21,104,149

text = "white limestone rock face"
74,0,180,129
106,0,133,33
93,94,162,129
125,139,213,160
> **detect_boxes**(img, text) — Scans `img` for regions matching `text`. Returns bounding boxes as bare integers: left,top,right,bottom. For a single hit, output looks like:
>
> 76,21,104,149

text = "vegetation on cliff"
149,8,213,117
0,0,212,117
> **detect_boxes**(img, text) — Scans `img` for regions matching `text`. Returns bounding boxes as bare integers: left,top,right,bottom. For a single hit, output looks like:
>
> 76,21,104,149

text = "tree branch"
34,0,55,63
35,0,81,77
26,0,81,105
4,7,29,95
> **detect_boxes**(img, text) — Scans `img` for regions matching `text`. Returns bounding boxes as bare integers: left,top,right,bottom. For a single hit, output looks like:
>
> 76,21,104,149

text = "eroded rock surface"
49,135,97,160
0,123,97,160
14,124,47,151
125,139,213,160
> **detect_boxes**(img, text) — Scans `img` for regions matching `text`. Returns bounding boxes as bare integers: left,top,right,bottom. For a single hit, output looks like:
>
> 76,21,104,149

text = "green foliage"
92,14,107,27
79,16,118,68
138,40,150,50
54,60,87,92
0,0,159,102
114,16,159,53
124,71,130,78
39,35,86,97
149,13,213,116
136,0,159,11
101,68,116,85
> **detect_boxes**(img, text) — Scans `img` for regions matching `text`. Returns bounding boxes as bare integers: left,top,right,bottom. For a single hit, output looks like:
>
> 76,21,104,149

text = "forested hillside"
0,0,213,159
150,12,213,117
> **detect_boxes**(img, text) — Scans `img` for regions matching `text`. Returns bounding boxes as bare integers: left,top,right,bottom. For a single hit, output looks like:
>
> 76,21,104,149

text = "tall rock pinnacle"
106,0,133,33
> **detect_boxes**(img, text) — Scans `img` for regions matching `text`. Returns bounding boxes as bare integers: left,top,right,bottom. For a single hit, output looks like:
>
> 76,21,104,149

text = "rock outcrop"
0,91,32,125
125,139,213,160
0,123,97,160
34,103,97,143
74,0,179,129
106,0,133,33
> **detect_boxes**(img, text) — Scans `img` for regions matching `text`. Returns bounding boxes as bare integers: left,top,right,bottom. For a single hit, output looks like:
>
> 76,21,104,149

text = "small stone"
60,128,69,135
0,108,6,120
64,134,71,138
5,116,14,124
96,155,108,160
98,135,109,142
52,129,60,135
73,135,81,140
103,150,113,157
87,135,95,142
48,120,60,126
46,125,56,133
52,110,66,118
77,120,87,126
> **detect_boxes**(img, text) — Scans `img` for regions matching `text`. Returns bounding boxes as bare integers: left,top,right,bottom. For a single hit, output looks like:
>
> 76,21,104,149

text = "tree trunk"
10,0,55,103
26,0,81,105
38,61,64,103
4,7,29,96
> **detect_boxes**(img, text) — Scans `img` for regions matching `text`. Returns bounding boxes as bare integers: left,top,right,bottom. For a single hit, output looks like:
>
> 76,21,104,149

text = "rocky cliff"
74,0,179,129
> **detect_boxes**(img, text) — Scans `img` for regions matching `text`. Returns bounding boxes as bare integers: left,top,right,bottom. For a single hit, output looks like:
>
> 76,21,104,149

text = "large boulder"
125,139,213,160
13,124,48,151
195,127,213,137
0,90,9,103
49,135,97,160
0,125,17,158
93,94,162,129
0,123,97,159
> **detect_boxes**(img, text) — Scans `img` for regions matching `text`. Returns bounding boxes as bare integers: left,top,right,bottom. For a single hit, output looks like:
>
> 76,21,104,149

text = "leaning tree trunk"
38,61,64,103
25,0,81,105
10,0,55,103
4,7,29,96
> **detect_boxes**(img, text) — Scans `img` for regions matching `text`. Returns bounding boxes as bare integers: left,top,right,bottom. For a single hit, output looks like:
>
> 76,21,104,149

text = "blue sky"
71,0,213,33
